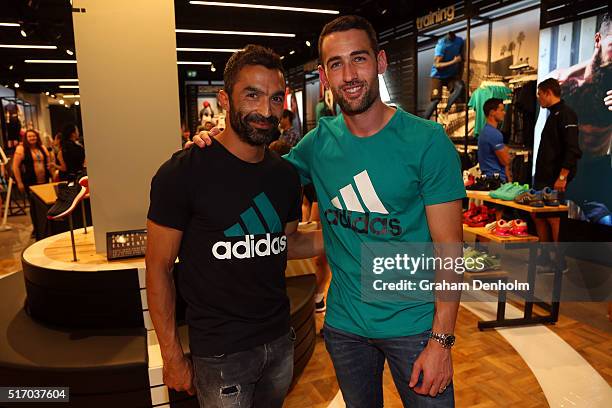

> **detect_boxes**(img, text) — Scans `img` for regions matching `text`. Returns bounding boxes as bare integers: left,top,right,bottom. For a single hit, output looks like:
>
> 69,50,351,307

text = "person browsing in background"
533,78,582,271
478,98,512,182
278,109,301,147
146,45,323,408
57,123,85,181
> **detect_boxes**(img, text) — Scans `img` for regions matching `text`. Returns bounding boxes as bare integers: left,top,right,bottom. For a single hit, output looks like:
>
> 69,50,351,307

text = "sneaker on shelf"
514,189,545,207
466,176,489,191
464,247,501,272
462,203,479,223
489,182,514,199
47,180,87,220
484,220,497,232
492,219,512,237
541,187,560,206
315,298,326,313
485,174,503,191
509,219,529,236
498,183,529,201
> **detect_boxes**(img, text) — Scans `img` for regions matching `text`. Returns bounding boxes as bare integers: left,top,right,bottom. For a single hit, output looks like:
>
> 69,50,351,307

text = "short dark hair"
318,15,379,64
538,78,561,97
282,109,295,123
61,123,78,143
223,44,285,97
483,98,503,117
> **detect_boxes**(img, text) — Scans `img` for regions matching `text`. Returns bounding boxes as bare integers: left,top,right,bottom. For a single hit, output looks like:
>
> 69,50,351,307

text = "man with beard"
193,15,465,407
146,45,322,408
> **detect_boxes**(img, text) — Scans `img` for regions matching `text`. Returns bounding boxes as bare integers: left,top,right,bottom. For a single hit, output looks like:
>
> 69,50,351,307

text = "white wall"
73,0,181,253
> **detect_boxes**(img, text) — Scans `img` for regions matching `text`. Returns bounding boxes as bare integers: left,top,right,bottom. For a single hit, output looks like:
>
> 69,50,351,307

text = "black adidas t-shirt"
148,139,301,356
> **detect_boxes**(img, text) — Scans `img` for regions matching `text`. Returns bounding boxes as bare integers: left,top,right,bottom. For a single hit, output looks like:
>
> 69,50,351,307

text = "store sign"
187,70,197,78
417,5,455,31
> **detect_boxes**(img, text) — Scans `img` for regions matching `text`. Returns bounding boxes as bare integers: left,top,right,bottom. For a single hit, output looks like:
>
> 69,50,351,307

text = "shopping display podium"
464,191,568,330
0,227,317,407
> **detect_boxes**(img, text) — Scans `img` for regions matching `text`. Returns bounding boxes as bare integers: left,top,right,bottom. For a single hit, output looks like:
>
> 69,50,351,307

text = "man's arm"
285,220,324,260
410,199,463,397
494,146,513,182
145,219,195,395
433,55,461,69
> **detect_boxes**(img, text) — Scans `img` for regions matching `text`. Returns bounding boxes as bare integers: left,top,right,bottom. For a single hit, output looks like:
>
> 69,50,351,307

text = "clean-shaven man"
146,45,322,408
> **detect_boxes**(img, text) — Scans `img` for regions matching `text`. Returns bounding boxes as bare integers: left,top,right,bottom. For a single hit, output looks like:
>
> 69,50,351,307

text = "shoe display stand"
464,191,568,330
0,228,316,407
29,182,92,241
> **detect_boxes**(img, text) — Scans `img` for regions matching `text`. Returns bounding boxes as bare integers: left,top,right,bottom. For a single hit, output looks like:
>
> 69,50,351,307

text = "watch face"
444,335,456,347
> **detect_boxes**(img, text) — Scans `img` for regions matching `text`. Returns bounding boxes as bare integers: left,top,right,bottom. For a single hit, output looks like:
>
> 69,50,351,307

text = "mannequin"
423,31,466,120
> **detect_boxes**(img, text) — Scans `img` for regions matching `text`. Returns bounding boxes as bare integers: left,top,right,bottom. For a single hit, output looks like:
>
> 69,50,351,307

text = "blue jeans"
324,323,455,408
192,329,295,408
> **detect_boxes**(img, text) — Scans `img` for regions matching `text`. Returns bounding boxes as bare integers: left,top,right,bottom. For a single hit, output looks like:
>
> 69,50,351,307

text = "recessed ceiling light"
210,65,216,72
59,85,79,89
14,82,19,88
305,40,311,47
0,23,20,27
25,59,77,64
75,101,80,106
0,44,57,49
177,61,212,65
45,91,49,95
188,1,339,14
24,78,78,82
66,49,74,56
59,99,64,105
289,50,295,55
20,29,27,37
176,28,295,37
8,65,13,70
177,47,240,52
280,56,285,60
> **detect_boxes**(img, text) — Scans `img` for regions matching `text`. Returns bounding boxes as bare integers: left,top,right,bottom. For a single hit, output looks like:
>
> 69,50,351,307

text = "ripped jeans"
192,329,295,408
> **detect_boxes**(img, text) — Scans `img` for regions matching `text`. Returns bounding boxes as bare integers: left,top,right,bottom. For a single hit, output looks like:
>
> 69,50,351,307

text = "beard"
331,76,379,115
228,101,279,146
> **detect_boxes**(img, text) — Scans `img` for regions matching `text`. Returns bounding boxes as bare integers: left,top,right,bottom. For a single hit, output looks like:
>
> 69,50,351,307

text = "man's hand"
17,181,25,193
184,127,220,149
604,90,612,112
554,178,567,192
163,355,196,395
409,340,453,397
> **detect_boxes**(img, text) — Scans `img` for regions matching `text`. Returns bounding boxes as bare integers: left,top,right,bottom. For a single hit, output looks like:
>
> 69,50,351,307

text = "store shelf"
466,190,568,213
463,224,539,243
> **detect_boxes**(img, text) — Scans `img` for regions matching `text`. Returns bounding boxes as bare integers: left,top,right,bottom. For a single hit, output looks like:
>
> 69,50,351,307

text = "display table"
6,229,316,407
463,191,568,330
29,182,92,241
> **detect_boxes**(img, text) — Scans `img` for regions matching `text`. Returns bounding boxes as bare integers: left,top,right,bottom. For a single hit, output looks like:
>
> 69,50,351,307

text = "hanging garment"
468,85,512,136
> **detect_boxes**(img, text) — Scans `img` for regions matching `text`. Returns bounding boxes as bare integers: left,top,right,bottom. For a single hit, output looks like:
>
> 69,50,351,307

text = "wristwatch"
558,175,566,181
429,332,456,349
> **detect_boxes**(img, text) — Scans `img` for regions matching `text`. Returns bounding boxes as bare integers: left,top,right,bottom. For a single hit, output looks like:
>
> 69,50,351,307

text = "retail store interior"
0,0,610,407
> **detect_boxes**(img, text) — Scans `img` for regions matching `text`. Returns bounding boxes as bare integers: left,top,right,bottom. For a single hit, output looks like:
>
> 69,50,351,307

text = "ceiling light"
59,99,64,105
65,104,70,108
0,23,20,27
45,91,49,95
75,100,80,106
20,29,27,37
210,65,216,72
63,94,80,98
0,44,57,49
59,85,79,89
25,59,77,64
66,49,74,55
24,78,78,82
176,28,294,37
289,50,295,55
14,82,19,88
177,47,240,52
305,40,311,47
8,65,13,70
188,1,339,14
177,61,212,65
280,56,285,60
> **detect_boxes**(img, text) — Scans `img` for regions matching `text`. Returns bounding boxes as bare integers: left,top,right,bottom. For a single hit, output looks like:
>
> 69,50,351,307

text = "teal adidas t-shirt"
284,108,466,338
